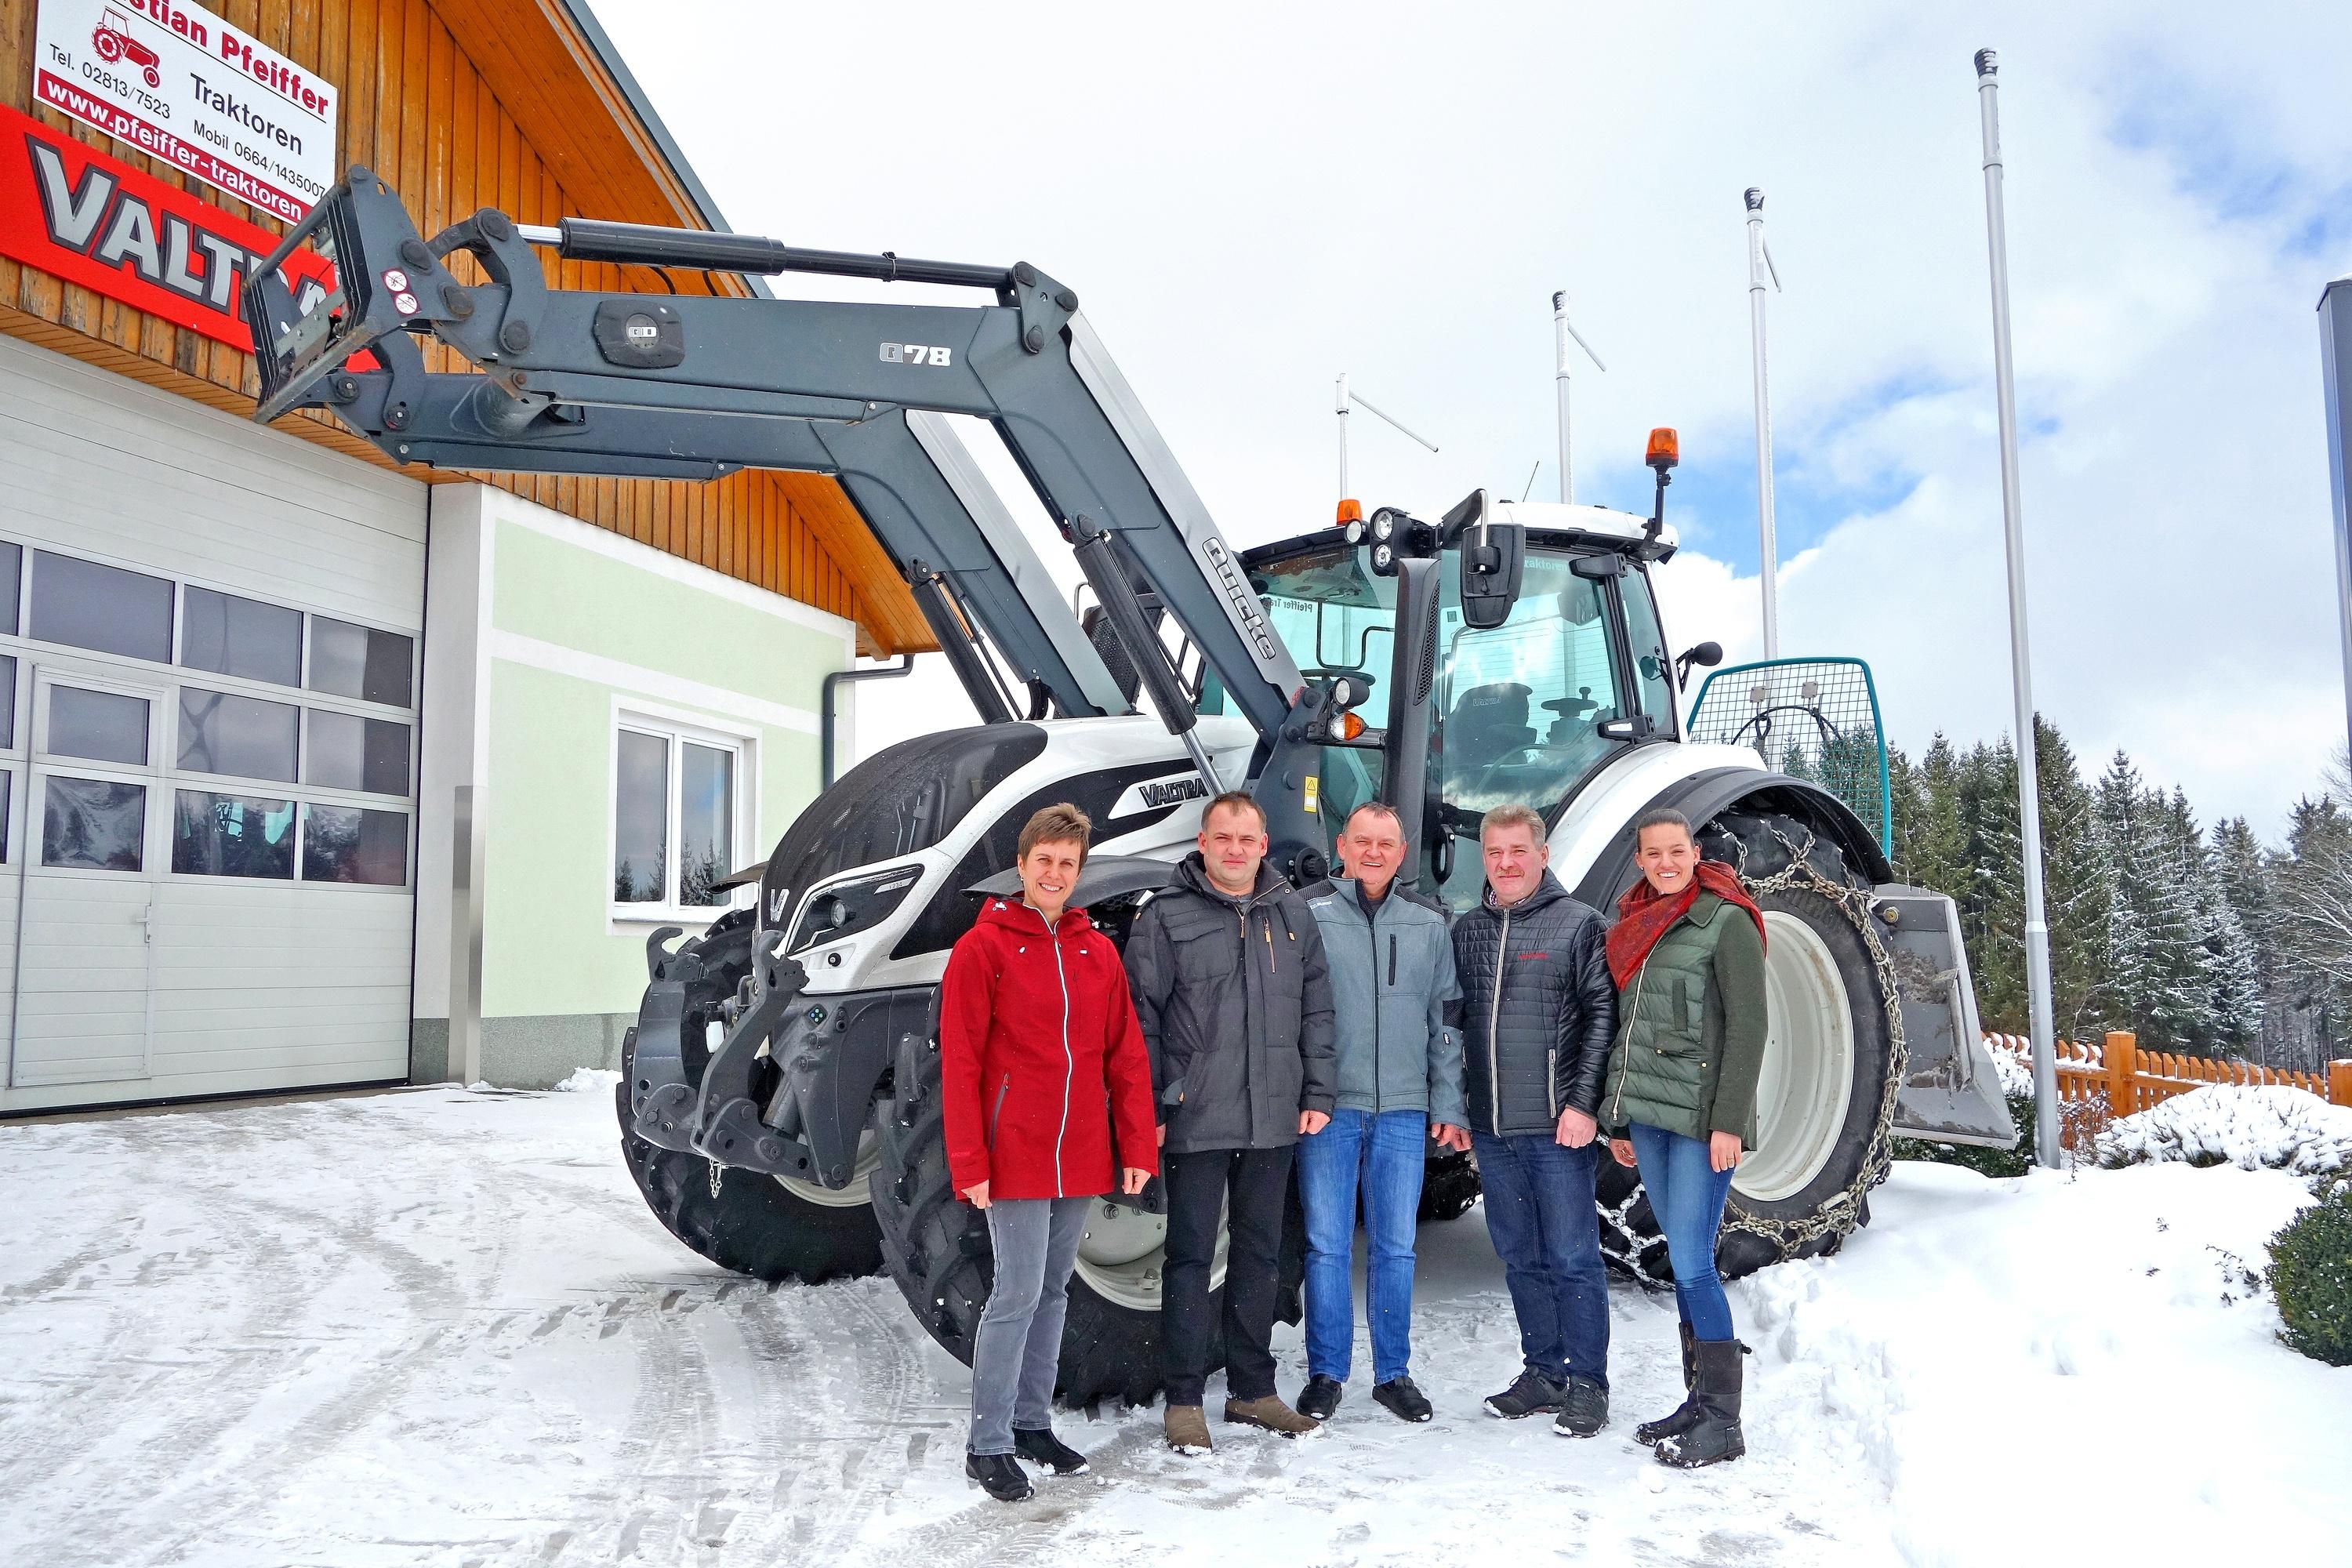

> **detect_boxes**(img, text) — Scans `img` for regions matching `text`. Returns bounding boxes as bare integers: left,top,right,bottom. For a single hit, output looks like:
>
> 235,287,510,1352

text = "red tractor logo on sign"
92,9,162,88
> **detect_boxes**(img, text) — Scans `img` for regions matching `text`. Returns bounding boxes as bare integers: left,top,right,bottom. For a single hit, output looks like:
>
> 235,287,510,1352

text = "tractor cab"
1220,500,1688,909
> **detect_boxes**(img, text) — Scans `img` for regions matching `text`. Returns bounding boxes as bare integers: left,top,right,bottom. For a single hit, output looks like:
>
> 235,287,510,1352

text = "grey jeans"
969,1196,1091,1455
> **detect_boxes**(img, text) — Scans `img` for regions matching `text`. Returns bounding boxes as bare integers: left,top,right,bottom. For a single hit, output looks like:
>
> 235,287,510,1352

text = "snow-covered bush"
2267,1178,2352,1367
2096,1085,2352,1176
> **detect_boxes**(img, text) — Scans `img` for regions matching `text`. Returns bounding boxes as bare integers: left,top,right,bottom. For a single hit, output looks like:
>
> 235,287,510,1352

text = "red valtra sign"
0,103,336,352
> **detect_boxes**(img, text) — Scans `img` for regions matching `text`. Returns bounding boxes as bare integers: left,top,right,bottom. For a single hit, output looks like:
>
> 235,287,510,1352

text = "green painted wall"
478,515,840,1021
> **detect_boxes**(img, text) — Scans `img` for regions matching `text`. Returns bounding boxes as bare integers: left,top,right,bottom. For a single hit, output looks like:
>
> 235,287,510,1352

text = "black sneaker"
1372,1377,1433,1423
1552,1374,1609,1438
1482,1368,1566,1419
1012,1426,1090,1475
1297,1375,1343,1422
964,1451,1033,1502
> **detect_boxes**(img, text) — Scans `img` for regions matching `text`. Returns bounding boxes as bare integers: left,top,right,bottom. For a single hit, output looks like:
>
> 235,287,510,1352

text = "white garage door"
0,336,427,1111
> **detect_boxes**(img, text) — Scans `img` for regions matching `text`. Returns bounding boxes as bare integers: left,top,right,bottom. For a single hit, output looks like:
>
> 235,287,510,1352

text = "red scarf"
1606,859,1767,988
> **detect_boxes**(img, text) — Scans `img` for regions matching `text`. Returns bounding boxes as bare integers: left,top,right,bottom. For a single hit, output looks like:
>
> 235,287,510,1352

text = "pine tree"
2212,815,2280,990
2094,755,2220,1051
2159,787,2260,1052
1959,739,2027,1033
2031,717,2116,1041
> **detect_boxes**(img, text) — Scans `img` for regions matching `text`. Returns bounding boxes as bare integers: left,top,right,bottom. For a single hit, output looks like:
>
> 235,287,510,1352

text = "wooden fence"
1984,1031,2352,1116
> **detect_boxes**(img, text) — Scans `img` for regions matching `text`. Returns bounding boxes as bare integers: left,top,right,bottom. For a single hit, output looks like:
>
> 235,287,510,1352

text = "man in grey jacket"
1295,801,1465,1425
1451,802,1620,1438
1125,791,1337,1451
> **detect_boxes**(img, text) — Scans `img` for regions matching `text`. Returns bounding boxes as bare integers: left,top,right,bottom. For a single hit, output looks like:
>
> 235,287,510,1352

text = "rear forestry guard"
1876,885,2016,1146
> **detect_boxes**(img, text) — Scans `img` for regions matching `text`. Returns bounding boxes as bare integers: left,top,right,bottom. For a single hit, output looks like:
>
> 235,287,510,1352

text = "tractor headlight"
786,864,924,953
1370,540,1396,575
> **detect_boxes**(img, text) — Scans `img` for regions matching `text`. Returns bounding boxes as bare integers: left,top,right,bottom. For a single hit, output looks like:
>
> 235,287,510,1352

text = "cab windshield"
1236,538,1670,906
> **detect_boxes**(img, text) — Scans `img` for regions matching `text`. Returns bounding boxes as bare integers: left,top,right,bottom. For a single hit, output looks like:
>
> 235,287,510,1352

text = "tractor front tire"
870,1025,1228,1406
1595,809,1896,1283
613,915,884,1283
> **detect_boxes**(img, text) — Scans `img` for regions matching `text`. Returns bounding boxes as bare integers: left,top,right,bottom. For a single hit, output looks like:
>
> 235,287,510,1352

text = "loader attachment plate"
241,169,412,423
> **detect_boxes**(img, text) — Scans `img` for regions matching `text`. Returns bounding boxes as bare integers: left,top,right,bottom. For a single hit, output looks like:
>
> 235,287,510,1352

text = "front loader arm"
244,169,1301,750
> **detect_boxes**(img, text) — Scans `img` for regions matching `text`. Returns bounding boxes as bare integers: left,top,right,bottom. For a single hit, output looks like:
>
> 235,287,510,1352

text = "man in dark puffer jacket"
1450,802,1619,1437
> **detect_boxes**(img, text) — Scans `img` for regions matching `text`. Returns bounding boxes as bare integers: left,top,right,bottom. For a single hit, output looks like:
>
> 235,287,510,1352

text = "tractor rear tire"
1595,809,1895,1283
614,915,884,1283
869,1024,1229,1406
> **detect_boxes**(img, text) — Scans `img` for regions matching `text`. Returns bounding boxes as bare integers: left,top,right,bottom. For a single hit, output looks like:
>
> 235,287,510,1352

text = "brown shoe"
1164,1403,1212,1454
1223,1394,1319,1436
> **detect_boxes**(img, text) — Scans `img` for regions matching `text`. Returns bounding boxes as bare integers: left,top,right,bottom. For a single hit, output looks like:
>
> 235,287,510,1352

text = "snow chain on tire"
1596,826,1909,1287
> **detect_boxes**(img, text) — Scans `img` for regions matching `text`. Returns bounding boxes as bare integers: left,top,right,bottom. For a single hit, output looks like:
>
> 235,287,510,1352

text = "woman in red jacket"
942,803,1158,1502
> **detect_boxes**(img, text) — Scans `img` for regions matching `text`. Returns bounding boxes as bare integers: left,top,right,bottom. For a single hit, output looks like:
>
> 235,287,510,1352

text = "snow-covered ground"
2,1083,2344,1568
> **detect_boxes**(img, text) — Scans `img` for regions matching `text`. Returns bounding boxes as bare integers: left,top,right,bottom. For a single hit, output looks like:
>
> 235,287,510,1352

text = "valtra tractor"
242,169,2017,1403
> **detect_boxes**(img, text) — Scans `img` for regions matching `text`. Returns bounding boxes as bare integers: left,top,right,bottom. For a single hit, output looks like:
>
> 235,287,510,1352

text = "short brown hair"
1017,803,1093,866
1633,807,1694,847
1343,800,1405,836
1479,802,1547,848
1202,789,1267,833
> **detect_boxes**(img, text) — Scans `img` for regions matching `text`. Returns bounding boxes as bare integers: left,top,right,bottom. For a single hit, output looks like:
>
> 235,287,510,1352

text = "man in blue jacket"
1296,801,1466,1424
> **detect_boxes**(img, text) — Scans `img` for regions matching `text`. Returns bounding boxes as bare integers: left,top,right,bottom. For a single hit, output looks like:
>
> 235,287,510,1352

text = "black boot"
1655,1340,1746,1469
1298,1375,1343,1422
965,1451,1033,1501
1635,1321,1700,1447
1013,1426,1090,1476
1551,1374,1609,1438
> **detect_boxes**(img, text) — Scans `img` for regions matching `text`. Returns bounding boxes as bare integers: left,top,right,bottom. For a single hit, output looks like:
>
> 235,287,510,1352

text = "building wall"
0,0,928,656
413,482,848,1087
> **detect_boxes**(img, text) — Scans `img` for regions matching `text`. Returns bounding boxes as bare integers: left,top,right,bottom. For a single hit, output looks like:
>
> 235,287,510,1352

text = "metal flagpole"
1553,292,1606,503
1745,188,1782,660
1336,372,1352,499
2318,277,2352,768
1334,375,1439,505
1976,48,2060,1169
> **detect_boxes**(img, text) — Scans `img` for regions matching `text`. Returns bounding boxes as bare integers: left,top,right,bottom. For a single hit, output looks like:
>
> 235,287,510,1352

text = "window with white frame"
612,716,746,915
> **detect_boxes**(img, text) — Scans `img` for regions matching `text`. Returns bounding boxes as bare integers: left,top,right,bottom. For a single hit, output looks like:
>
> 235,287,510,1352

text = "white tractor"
241,170,2019,1402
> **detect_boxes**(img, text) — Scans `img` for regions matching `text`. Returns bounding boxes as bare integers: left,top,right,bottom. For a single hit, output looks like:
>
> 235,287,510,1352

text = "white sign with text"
32,0,338,223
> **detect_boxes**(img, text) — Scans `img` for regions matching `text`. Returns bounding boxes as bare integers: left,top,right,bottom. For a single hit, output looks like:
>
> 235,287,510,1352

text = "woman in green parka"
1600,808,1768,1471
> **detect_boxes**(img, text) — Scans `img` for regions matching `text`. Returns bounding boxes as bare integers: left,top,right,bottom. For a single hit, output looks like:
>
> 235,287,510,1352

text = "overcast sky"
593,0,2352,840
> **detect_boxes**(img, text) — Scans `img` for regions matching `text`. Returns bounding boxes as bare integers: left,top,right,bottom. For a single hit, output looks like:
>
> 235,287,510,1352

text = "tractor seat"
1448,681,1536,768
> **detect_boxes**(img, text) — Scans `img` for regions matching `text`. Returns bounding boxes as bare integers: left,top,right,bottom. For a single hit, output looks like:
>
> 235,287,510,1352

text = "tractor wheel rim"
775,1128,879,1208
1737,909,1858,1203
1071,1196,1229,1313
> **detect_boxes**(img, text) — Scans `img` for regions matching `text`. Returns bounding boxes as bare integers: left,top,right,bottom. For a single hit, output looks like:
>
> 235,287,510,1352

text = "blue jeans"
1472,1131,1610,1388
1298,1108,1428,1385
1628,1122,1737,1342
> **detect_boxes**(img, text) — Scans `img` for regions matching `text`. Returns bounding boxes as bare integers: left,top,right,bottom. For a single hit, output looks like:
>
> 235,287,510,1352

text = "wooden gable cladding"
0,0,932,655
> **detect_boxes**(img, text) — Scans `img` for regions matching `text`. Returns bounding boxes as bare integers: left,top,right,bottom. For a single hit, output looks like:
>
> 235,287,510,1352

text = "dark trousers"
1472,1131,1611,1388
1161,1145,1294,1406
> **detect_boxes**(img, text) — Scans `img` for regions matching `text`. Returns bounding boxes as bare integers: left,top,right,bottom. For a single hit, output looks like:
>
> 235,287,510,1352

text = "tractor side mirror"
1446,488,1523,631
1675,640,1724,681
